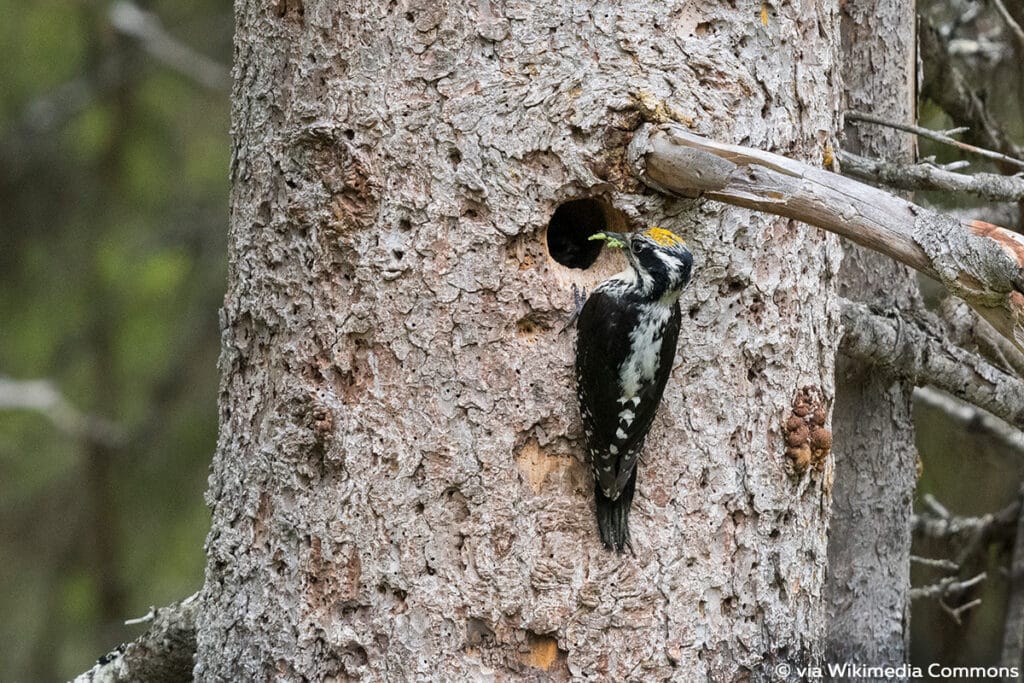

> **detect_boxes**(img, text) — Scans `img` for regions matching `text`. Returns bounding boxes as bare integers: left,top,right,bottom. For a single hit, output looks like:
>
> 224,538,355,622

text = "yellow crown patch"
643,227,686,247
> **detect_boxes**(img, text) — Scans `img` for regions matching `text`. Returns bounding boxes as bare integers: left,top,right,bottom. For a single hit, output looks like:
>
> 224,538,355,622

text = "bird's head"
589,227,693,301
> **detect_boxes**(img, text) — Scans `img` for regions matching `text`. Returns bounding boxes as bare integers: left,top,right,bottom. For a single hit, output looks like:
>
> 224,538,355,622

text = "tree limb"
914,386,1024,457
910,571,986,625
936,297,1024,379
627,123,1024,353
991,0,1024,54
837,148,1024,202
844,110,1024,171
0,377,125,447
838,302,1024,428
73,592,198,683
914,493,1020,546
108,2,229,92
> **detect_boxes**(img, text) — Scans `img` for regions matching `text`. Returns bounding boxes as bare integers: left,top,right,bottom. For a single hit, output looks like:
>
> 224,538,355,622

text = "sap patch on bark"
784,385,832,477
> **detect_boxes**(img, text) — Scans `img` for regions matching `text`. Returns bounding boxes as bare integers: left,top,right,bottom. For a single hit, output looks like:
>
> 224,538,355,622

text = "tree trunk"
825,0,918,670
196,1,845,679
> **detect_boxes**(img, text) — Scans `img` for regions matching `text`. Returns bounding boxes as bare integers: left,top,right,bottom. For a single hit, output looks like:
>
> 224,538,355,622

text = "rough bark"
827,0,918,670
196,1,843,680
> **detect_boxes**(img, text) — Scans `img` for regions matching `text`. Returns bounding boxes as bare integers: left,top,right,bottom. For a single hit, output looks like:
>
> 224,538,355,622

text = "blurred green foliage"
0,1,231,679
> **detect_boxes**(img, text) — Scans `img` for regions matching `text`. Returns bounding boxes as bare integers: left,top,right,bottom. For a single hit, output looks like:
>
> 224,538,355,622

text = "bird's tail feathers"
595,469,637,555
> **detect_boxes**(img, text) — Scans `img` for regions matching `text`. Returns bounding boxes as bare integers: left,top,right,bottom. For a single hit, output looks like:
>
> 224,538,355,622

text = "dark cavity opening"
546,198,608,269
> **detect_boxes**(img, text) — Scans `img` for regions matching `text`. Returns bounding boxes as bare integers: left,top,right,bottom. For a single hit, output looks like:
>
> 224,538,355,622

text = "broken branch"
73,592,198,683
627,123,1024,353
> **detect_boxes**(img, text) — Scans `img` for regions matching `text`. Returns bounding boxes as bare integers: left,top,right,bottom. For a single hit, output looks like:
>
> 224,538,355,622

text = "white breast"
618,304,672,398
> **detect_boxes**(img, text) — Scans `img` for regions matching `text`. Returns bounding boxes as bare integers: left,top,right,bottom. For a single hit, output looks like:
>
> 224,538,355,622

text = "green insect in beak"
588,231,628,249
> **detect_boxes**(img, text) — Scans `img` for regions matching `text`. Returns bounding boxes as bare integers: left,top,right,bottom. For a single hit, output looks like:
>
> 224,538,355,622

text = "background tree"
824,0,919,668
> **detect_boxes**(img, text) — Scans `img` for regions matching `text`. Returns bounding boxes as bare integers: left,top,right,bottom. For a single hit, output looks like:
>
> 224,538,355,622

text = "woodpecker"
575,227,693,553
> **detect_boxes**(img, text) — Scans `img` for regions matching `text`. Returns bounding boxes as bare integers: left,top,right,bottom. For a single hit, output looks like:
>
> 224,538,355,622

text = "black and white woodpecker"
575,227,693,553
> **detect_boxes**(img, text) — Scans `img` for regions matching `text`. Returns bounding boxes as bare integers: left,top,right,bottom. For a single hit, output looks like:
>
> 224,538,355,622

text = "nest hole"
546,197,616,269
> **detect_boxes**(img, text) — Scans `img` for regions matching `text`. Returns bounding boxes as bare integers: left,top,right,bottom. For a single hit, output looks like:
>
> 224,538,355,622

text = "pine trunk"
197,1,846,678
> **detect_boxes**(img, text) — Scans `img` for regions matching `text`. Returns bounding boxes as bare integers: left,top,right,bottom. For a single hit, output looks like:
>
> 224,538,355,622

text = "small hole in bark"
344,129,355,140
546,197,616,269
398,218,412,231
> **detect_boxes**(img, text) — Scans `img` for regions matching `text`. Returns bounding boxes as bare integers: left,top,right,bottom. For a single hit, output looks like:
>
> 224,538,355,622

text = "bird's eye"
630,240,643,254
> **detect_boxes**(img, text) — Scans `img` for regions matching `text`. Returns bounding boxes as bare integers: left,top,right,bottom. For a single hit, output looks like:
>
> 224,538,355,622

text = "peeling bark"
196,1,844,679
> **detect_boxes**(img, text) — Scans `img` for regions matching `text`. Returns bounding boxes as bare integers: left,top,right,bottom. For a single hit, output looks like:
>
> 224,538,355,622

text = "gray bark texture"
196,1,844,680
825,0,918,671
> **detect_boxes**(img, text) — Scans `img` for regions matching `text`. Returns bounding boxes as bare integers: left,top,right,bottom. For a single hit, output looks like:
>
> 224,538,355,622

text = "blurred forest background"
1,0,1022,680
1,0,230,679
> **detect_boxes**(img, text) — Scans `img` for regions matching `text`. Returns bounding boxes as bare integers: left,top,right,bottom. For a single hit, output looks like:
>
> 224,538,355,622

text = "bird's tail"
595,469,637,554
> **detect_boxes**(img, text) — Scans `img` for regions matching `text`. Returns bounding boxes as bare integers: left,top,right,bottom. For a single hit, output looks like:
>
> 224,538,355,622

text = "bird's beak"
588,231,628,249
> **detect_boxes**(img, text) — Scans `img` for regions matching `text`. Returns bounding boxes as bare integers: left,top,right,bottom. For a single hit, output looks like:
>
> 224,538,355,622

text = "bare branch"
837,148,1024,202
991,0,1024,53
911,570,986,601
0,377,125,447
108,1,230,92
919,20,1024,170
627,123,1024,353
923,493,952,522
845,110,1024,171
946,36,1008,60
836,302,1024,427
943,596,984,625
913,494,1020,546
914,386,1024,457
73,592,198,683
1002,487,1024,678
911,570,987,627
937,297,1024,379
910,555,960,571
